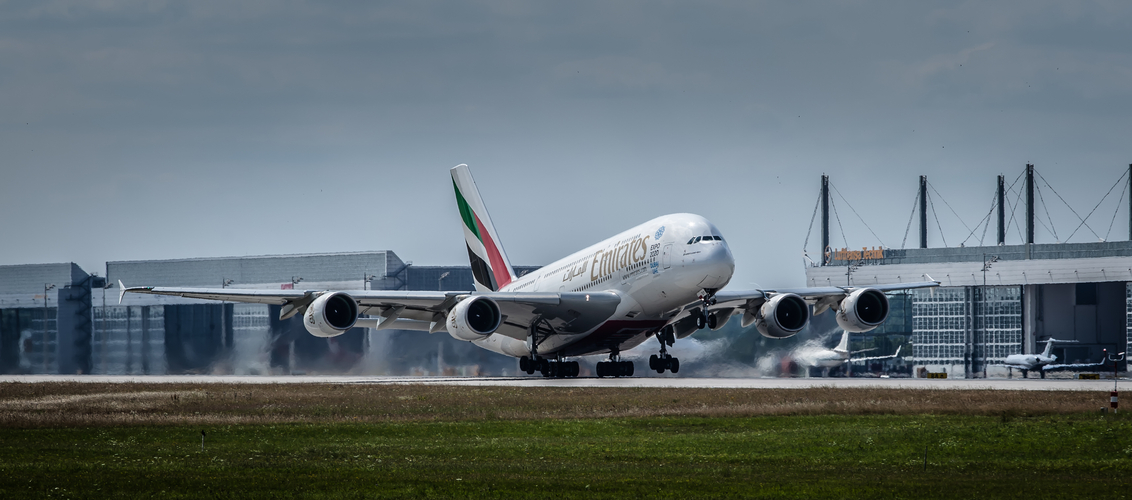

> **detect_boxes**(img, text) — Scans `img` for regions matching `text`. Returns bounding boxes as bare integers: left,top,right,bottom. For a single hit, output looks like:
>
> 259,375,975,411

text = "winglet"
117,280,126,304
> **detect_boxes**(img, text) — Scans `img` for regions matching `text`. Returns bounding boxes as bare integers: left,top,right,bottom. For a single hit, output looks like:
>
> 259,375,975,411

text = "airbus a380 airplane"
123,164,938,378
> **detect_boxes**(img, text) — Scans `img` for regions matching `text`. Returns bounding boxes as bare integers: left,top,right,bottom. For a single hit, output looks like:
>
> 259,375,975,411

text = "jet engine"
835,288,889,333
303,292,359,338
755,293,809,339
447,296,503,341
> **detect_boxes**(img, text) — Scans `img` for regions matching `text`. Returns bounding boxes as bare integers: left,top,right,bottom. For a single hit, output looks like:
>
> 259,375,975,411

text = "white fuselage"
470,213,735,358
795,348,851,368
1002,353,1056,370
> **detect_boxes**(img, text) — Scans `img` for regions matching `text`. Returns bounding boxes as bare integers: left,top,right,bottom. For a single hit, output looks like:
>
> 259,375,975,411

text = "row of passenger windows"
687,235,724,244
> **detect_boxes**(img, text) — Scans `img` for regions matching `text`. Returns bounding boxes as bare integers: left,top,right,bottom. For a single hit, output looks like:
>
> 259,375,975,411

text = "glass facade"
92,306,166,375
912,288,967,364
973,286,1023,364
912,286,1022,376
1126,282,1132,359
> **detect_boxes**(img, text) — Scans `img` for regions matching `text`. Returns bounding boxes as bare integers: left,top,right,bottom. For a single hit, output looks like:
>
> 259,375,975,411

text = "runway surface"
1,374,1119,391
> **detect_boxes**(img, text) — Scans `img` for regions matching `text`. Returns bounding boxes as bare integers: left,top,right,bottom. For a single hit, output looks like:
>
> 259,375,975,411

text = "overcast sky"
2,1,1130,288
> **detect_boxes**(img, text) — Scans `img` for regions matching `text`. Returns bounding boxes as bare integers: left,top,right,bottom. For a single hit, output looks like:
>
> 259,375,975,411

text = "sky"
2,1,1131,288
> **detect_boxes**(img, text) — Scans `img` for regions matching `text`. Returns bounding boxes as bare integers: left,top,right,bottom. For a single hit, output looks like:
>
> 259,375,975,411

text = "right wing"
695,280,941,333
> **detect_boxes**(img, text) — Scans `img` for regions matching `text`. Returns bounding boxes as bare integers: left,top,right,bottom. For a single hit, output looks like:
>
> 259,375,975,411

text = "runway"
1,374,1119,391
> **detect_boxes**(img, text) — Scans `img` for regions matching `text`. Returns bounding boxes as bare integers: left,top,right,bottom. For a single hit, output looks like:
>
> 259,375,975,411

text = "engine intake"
755,293,809,339
303,292,359,338
447,296,502,341
836,288,889,332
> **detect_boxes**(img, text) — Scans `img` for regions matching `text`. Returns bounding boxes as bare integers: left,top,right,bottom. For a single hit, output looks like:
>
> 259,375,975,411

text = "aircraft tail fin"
451,164,517,292
1039,338,1077,357
834,330,850,354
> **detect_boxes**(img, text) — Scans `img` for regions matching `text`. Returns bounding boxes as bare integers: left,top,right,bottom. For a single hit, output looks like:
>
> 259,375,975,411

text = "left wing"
120,283,621,341
851,345,902,363
1042,360,1106,371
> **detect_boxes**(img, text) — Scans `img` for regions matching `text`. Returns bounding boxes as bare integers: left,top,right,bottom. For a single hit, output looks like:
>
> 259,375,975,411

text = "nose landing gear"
696,292,718,330
649,326,680,374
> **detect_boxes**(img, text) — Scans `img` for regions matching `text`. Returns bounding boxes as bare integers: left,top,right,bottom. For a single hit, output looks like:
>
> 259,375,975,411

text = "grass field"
2,383,1131,499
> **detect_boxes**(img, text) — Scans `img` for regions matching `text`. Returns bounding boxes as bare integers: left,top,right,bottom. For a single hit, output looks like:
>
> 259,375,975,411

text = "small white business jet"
794,330,903,372
999,338,1104,378
123,164,938,377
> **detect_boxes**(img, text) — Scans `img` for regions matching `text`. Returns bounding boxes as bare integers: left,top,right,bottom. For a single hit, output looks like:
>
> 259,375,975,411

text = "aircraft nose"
695,239,735,289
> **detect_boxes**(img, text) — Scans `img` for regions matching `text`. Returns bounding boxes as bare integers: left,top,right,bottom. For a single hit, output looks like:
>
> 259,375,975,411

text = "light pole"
363,274,377,291
42,283,55,373
291,276,303,289
1105,349,1126,413
438,271,450,291
100,279,112,374
979,254,998,377
846,261,863,286
982,254,999,287
222,278,234,288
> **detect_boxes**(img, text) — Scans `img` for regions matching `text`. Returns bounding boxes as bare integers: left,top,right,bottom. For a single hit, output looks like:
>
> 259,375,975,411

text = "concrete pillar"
1023,284,1039,354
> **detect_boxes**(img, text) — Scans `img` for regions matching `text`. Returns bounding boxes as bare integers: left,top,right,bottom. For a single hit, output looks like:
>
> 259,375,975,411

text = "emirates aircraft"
122,164,938,378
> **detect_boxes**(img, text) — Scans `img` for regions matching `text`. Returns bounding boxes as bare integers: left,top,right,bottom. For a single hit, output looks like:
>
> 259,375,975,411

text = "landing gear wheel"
696,314,707,330
652,328,679,374
707,313,717,330
519,356,530,373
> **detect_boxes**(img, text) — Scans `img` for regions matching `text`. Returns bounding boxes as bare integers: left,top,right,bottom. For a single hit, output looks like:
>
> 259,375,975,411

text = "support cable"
1104,172,1130,242
1066,168,1128,242
926,188,948,247
1003,169,1027,243
928,181,974,236
1033,182,1059,241
830,181,886,248
958,193,997,247
828,192,849,249
1035,168,1100,240
803,187,822,253
900,189,920,249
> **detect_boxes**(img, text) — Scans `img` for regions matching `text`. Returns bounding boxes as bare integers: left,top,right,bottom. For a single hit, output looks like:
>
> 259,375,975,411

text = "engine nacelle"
755,293,809,339
447,296,502,341
303,292,359,338
836,288,889,332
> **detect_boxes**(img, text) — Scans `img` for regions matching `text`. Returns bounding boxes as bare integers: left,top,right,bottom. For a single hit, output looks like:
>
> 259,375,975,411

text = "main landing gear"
520,355,580,378
596,350,634,378
649,325,680,374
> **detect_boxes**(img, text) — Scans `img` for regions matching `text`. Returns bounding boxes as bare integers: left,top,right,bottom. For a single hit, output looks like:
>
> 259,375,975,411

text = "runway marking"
0,375,1118,391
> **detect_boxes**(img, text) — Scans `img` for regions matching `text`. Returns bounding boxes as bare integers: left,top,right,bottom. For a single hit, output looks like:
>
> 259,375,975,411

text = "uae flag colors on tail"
451,165,517,292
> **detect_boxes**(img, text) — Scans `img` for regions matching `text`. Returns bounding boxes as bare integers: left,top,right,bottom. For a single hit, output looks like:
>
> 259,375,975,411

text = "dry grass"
0,382,1109,428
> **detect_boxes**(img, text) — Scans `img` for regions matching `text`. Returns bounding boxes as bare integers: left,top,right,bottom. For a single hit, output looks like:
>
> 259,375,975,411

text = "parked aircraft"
1000,338,1104,378
122,164,938,377
794,330,903,373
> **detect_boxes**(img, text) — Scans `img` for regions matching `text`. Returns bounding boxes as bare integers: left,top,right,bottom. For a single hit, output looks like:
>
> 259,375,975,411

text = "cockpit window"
688,235,724,244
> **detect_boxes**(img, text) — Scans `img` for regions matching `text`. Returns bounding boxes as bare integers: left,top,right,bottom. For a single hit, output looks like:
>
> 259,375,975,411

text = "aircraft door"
662,244,672,269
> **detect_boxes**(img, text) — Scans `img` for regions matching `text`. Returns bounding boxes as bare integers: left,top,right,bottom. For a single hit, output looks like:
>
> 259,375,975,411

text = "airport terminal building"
0,252,536,376
806,168,1132,377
